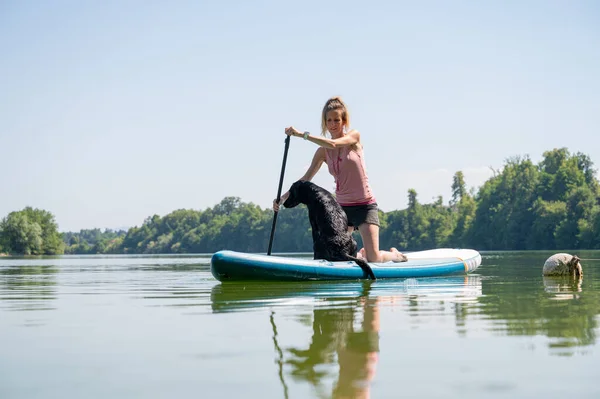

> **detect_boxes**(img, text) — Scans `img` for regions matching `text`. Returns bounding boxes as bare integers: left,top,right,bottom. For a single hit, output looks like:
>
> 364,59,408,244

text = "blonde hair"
321,96,350,136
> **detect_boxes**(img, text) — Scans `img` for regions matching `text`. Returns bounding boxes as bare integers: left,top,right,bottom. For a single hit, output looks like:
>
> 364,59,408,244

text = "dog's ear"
283,180,302,208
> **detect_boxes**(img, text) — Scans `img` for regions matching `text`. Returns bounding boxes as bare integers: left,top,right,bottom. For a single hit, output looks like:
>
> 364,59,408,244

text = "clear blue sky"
1,1,598,232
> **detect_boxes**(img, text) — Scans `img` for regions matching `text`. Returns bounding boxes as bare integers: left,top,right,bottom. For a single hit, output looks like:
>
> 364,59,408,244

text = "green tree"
0,212,43,255
0,208,64,255
469,156,539,249
528,199,567,250
450,171,467,206
555,186,597,249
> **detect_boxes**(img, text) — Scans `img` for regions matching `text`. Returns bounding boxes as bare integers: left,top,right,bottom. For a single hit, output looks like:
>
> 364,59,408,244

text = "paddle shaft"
267,135,291,255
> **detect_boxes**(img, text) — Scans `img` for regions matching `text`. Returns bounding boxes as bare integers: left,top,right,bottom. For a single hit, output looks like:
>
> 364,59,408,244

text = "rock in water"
542,253,583,277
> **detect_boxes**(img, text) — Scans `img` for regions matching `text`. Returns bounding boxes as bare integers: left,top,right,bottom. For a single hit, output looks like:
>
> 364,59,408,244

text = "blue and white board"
210,248,482,281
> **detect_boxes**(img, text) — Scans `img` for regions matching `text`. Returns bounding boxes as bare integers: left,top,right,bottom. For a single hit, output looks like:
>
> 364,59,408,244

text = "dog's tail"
343,254,377,280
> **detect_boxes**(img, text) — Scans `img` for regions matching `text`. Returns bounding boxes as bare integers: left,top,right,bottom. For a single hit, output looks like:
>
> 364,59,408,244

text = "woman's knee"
358,223,381,262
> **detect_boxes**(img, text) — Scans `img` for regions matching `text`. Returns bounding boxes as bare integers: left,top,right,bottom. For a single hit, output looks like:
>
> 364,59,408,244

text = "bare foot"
357,247,366,260
390,247,408,262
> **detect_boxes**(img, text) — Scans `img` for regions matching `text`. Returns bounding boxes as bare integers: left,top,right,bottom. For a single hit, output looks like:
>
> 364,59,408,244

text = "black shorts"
342,203,380,229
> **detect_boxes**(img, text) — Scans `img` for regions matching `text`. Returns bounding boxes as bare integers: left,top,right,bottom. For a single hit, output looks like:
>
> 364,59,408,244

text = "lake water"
1,251,599,398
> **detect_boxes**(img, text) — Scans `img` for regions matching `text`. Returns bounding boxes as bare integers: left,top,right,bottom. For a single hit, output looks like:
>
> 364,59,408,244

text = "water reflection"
285,292,380,399
211,276,483,398
0,265,58,311
479,252,600,356
210,276,483,313
1,253,599,397
543,276,583,300
481,286,598,355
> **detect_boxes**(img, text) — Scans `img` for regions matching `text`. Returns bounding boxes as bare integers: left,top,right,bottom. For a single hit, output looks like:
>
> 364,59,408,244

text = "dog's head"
569,255,583,278
283,180,311,209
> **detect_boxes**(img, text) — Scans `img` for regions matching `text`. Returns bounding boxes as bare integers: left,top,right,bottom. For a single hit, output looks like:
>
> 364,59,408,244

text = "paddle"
267,135,291,255
270,311,290,399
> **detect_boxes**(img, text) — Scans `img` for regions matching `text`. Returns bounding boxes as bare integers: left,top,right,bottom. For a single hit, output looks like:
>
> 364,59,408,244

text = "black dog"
283,180,376,280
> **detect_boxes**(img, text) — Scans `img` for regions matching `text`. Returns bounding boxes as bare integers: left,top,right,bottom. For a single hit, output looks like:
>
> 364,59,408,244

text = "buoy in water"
542,253,583,277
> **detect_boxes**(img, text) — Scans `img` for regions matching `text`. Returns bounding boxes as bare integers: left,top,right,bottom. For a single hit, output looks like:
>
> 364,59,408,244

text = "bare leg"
348,225,366,260
357,223,407,263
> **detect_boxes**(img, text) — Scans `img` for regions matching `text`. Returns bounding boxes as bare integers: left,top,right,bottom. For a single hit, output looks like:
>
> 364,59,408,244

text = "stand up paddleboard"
211,248,482,281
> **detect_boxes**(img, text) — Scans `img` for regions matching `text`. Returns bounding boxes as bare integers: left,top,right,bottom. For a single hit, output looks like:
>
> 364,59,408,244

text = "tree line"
1,148,598,256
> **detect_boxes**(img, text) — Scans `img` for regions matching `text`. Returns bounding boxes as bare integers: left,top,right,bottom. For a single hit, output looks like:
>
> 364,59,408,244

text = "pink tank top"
325,144,376,206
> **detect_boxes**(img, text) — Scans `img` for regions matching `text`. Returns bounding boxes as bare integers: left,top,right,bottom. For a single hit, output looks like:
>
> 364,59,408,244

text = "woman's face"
326,109,344,136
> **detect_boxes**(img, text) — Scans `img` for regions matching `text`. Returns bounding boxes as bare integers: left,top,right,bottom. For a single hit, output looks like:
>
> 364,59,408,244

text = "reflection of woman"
285,294,380,398
333,297,380,399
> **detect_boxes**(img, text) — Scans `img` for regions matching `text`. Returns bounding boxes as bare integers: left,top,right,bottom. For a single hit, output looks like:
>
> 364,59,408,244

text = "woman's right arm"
273,148,326,211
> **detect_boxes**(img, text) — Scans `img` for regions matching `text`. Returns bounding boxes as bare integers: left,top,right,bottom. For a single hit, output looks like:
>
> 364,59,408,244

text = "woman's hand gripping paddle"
267,135,291,255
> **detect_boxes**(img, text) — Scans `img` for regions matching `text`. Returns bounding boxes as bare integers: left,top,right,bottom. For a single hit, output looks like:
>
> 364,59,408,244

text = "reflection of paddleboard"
210,248,482,281
210,275,483,313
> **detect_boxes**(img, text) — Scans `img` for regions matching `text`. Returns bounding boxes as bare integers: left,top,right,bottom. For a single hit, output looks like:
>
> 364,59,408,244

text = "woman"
273,96,406,263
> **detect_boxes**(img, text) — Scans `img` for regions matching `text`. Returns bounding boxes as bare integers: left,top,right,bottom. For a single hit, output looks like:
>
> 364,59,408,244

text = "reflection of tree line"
0,265,58,311
478,275,599,352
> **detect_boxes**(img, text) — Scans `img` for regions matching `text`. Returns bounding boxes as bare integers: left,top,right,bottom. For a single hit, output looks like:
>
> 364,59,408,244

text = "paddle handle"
267,135,291,255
